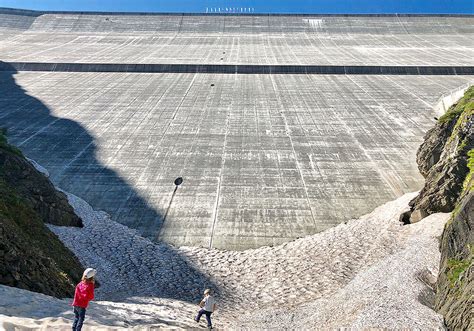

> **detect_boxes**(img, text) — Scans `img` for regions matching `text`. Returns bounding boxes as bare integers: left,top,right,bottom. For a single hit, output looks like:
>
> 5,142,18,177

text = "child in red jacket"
72,268,96,331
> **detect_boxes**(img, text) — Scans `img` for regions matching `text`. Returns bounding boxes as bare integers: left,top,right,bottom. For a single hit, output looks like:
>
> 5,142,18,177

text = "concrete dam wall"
0,9,473,249
1,10,473,66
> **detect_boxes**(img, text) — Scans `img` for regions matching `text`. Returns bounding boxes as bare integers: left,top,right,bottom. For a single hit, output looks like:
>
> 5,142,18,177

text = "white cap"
83,268,97,279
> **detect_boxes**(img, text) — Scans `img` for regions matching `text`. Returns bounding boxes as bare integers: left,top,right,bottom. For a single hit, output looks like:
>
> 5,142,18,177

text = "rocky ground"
0,190,449,329
238,212,448,329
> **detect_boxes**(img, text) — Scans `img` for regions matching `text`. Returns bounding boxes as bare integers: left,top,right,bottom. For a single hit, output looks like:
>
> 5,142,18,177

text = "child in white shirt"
195,289,217,329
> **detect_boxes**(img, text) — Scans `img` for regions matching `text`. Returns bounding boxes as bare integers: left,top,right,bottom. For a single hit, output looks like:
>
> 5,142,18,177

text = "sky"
0,0,472,14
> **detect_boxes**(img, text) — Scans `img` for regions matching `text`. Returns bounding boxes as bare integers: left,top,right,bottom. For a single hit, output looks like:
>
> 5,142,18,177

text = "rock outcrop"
403,87,473,330
0,129,84,298
407,86,473,223
435,190,473,330
0,132,82,227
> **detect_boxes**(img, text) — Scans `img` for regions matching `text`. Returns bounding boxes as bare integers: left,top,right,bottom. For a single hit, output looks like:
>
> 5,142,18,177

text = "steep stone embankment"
436,189,473,330
0,129,84,298
407,86,473,223
405,87,473,330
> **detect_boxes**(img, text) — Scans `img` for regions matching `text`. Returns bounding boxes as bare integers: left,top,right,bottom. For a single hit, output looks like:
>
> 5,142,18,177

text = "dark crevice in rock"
399,210,411,225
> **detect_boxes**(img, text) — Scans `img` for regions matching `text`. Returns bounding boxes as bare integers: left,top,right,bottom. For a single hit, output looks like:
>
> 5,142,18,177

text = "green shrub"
438,86,474,124
0,128,22,157
447,257,471,288
463,149,474,193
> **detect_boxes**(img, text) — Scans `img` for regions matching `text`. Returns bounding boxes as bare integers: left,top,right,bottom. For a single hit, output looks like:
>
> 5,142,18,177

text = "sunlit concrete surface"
0,10,473,66
1,71,472,249
1,9,473,249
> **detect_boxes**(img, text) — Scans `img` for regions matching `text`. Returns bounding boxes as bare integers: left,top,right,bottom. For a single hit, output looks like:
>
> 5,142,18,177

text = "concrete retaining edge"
433,83,472,116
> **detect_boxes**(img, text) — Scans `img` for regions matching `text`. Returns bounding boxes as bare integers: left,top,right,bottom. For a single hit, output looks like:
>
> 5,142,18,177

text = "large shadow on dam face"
0,62,215,302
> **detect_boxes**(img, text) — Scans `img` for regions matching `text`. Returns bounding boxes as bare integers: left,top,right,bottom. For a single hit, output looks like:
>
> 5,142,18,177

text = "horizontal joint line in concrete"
1,62,473,75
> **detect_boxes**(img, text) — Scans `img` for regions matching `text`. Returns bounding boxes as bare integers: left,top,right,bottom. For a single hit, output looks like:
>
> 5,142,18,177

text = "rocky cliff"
436,189,473,330
405,87,473,330
407,86,473,223
0,129,84,298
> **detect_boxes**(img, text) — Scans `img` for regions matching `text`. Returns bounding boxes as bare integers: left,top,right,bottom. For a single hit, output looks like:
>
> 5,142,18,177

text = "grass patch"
0,176,81,295
0,178,38,227
0,128,22,157
447,256,472,288
440,87,473,226
463,149,474,193
438,86,474,124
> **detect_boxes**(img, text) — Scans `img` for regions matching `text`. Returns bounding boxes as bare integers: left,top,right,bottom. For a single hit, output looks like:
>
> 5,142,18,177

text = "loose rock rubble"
50,191,211,303
238,213,448,329
36,191,447,329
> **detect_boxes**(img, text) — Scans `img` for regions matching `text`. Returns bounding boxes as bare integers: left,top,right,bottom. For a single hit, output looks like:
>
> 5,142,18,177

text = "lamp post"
159,177,183,237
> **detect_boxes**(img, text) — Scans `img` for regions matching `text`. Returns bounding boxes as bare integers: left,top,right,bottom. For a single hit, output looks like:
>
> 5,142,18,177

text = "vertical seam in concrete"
326,75,404,197
54,141,95,178
133,73,187,186
15,36,81,61
15,72,101,147
395,14,467,59
114,74,187,238
382,75,434,109
54,75,149,179
269,74,319,228
159,74,197,142
395,14,410,35
209,74,233,249
177,14,184,34
156,73,197,238
17,72,130,149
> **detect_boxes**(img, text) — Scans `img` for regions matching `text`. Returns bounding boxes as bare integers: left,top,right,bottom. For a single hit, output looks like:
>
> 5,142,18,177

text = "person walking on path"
195,288,217,329
72,268,96,331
